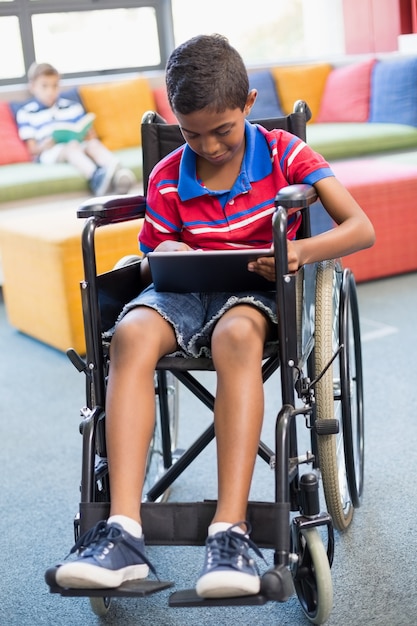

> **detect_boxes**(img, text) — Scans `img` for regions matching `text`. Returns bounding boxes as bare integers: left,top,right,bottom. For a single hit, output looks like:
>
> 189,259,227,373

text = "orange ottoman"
326,159,417,282
0,205,142,353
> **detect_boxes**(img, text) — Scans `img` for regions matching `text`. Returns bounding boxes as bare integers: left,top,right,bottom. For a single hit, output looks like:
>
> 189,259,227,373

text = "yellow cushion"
271,63,332,122
79,78,155,150
0,207,143,354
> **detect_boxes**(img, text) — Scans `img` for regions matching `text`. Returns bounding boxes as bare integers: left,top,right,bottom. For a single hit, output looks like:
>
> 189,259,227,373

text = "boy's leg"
59,139,118,195
58,140,96,179
196,304,269,598
106,307,177,522
84,138,136,194
55,307,178,589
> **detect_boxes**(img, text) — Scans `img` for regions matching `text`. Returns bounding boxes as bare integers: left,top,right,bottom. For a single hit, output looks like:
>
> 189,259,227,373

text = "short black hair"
166,34,249,115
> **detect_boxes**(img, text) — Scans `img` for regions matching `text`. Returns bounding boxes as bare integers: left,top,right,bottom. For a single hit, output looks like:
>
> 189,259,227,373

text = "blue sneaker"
55,521,155,589
196,522,266,598
89,160,118,196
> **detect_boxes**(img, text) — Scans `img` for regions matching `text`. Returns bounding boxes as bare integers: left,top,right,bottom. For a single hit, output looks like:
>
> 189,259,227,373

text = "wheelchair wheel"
339,268,364,507
291,527,333,625
314,260,354,531
143,370,179,501
89,596,111,617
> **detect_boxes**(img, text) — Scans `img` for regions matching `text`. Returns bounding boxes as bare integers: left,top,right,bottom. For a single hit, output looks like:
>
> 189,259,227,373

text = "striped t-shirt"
16,97,86,143
139,120,334,253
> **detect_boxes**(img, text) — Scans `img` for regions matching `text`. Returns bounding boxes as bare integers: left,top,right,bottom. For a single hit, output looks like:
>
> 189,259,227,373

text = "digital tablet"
148,248,274,292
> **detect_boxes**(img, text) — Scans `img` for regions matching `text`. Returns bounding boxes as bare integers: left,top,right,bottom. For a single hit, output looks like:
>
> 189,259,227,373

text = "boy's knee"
212,313,262,353
110,314,142,357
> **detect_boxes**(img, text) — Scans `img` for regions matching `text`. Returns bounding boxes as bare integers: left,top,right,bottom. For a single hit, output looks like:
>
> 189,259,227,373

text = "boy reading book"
16,62,136,196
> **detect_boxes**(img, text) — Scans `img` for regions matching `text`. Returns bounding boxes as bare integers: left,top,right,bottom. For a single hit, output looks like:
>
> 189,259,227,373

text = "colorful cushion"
79,78,155,149
60,87,83,105
0,102,31,165
247,70,284,120
369,57,417,126
152,86,178,124
271,63,332,122
316,59,376,123
307,122,417,160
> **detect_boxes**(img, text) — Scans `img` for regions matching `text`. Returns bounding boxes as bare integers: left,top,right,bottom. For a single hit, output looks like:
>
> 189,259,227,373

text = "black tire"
339,269,364,507
291,527,333,624
89,596,111,617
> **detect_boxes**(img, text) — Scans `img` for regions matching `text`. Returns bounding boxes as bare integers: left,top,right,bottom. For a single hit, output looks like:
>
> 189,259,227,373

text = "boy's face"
175,93,256,170
30,73,60,108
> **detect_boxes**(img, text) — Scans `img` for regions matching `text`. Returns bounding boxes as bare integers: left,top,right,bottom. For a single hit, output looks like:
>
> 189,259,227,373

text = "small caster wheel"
89,596,111,616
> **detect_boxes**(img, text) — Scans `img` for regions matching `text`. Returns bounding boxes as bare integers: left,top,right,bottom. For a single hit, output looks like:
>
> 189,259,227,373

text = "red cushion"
316,59,376,123
153,87,178,124
0,102,31,165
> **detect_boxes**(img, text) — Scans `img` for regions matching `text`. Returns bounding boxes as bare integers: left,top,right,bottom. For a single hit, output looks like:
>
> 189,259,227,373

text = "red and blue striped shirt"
139,121,333,253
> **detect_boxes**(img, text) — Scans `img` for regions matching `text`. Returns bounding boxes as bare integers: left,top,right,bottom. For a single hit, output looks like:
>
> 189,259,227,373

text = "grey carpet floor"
1,272,416,625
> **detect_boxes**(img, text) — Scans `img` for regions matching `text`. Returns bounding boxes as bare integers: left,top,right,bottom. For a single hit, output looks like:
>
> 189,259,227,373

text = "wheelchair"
46,102,364,624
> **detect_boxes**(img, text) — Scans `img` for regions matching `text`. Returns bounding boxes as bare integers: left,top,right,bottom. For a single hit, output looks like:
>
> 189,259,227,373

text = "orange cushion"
79,78,155,149
316,59,376,123
0,102,31,165
271,63,332,122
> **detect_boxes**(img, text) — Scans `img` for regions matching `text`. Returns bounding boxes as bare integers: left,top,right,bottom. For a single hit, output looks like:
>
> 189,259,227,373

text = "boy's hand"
247,240,301,280
248,250,275,282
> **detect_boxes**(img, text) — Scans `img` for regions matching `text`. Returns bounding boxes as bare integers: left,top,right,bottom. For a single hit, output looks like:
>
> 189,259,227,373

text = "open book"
52,113,96,143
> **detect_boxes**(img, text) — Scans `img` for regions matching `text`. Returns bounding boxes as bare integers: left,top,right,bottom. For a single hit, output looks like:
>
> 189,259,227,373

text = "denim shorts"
111,284,278,358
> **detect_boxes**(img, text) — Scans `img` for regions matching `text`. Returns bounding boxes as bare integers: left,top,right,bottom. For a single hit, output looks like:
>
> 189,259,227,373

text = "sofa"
1,55,417,283
3,55,417,203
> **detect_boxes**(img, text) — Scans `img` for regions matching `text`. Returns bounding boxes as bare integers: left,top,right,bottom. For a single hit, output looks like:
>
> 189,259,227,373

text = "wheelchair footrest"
169,588,268,607
45,567,173,597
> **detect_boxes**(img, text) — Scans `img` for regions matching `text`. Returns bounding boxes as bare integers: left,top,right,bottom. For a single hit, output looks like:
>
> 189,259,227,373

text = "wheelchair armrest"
275,184,317,213
77,194,146,223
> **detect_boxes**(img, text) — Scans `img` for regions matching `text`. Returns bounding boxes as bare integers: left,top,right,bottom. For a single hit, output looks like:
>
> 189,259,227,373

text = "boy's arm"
249,176,375,280
290,176,375,269
25,136,55,159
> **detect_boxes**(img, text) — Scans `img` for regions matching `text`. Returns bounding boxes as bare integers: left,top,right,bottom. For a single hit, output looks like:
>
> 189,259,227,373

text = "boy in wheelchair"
55,34,375,598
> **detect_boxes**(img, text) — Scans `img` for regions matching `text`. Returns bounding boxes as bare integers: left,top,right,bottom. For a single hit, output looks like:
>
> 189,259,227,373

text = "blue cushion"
60,87,83,105
247,70,284,120
9,99,31,118
369,57,417,126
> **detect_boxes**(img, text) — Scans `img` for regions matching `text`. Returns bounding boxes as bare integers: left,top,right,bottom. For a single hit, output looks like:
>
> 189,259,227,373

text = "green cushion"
372,150,417,166
0,147,142,203
307,123,417,160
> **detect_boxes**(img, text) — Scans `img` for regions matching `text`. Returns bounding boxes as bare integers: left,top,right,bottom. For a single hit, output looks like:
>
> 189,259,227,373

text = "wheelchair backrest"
140,106,309,196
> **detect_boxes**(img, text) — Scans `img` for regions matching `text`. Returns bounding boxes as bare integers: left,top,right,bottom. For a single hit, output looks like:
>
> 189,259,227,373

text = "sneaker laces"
66,520,158,578
207,521,267,573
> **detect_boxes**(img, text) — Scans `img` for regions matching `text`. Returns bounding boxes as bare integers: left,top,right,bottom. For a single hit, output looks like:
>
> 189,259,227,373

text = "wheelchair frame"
46,106,365,625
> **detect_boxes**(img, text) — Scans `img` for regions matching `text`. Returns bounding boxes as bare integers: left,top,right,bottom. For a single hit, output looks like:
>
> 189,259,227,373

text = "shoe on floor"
196,522,265,598
112,167,136,194
89,160,118,196
55,521,155,589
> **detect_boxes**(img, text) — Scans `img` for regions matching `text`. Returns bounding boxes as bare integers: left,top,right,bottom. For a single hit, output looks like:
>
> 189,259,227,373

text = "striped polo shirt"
139,120,333,253
16,97,86,143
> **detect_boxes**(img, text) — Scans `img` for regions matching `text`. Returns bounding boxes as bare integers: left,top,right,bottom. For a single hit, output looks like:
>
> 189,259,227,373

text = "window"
171,0,346,67
0,0,348,87
0,1,174,86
